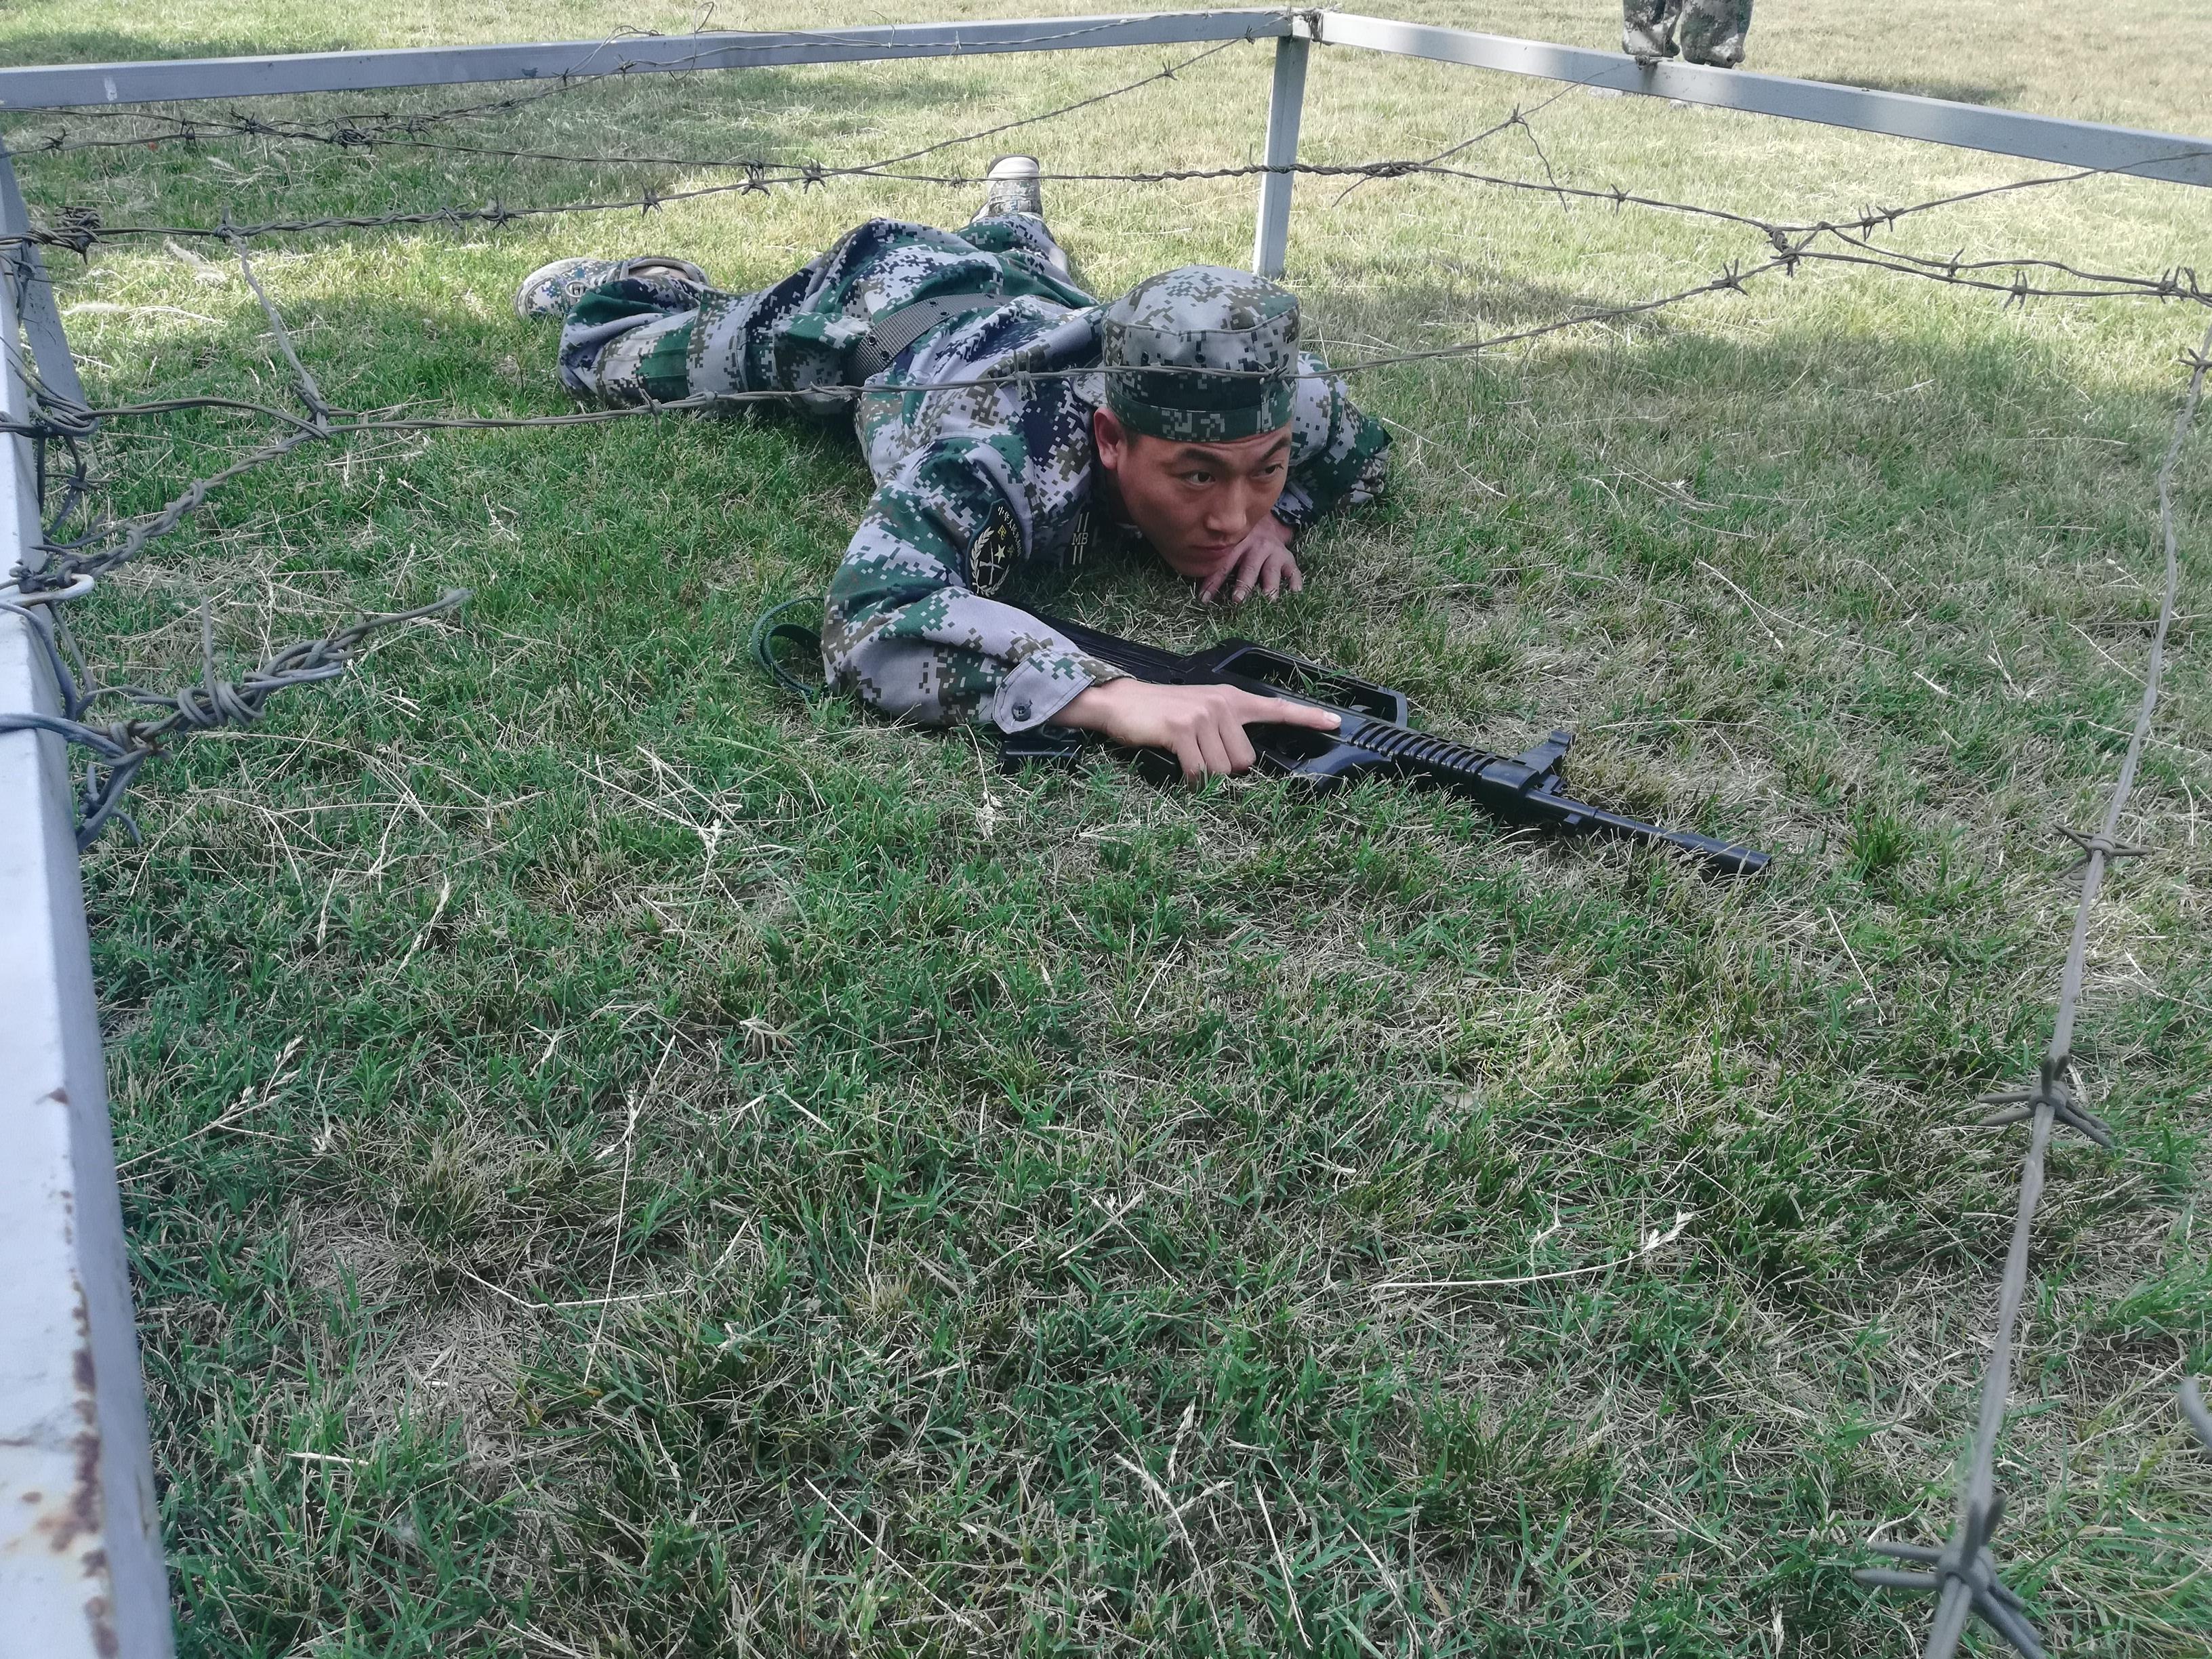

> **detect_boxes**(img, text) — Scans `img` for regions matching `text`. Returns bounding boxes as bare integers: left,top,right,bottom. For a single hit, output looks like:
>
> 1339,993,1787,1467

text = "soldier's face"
1094,410,1292,584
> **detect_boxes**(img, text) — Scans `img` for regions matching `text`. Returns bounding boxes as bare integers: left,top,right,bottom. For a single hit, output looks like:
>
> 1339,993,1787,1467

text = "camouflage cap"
1101,264,1298,443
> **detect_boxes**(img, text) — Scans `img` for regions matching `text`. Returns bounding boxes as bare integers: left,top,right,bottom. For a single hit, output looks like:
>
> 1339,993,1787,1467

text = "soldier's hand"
1052,678,1339,783
1198,515,1304,605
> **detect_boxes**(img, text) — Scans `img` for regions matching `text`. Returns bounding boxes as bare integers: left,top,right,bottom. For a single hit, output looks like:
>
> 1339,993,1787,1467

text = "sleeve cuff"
990,651,1122,733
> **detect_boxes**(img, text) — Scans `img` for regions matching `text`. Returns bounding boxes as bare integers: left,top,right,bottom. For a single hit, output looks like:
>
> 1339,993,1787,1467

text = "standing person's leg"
1622,0,1684,62
1674,0,1751,67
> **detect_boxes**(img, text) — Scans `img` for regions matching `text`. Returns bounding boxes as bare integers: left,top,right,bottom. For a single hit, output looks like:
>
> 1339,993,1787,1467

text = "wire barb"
2056,825,2148,872
2182,1378,2212,1450
1857,314,2212,1659
1853,1493,2046,1659
1974,1057,2114,1149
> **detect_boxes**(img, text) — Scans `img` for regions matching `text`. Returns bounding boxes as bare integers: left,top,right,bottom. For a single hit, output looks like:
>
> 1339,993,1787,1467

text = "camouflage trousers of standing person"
1622,0,1753,67
554,212,1091,427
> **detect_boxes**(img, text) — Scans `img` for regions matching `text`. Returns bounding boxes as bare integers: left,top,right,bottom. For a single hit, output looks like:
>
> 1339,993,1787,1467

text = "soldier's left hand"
1200,514,1303,605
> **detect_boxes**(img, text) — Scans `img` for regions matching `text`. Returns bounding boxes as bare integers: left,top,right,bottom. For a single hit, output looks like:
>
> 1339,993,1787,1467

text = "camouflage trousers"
554,213,1086,424
1622,0,1752,67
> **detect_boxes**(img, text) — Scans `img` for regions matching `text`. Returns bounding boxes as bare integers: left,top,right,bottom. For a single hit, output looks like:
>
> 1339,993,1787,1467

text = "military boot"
975,155,1045,222
514,254,709,321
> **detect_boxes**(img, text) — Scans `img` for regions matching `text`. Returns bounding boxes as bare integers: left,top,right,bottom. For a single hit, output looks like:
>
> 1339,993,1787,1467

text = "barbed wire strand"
16,218,2209,595
0,243,2108,590
0,588,467,846
5,162,2202,348
7,52,2209,1633
9,127,2211,274
11,35,1250,184
0,15,952,161
224,228,331,429
4,72,599,157
1853,319,2211,1659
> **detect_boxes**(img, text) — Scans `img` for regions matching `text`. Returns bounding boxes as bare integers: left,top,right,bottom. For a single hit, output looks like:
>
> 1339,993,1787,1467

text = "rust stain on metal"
22,1280,105,1557
84,1590,119,1659
3,1214,125,1653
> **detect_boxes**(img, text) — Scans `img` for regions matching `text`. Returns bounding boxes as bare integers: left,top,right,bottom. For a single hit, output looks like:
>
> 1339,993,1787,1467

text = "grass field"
7,1,2211,1652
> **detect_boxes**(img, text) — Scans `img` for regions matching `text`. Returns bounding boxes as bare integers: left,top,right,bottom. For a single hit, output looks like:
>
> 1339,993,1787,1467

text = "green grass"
7,0,2211,1652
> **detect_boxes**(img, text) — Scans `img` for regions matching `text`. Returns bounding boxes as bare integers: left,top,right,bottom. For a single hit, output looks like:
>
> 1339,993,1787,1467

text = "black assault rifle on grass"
1002,612,1772,876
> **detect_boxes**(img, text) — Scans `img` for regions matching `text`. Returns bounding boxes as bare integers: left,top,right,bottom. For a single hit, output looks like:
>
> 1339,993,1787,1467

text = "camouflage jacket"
822,234,1391,733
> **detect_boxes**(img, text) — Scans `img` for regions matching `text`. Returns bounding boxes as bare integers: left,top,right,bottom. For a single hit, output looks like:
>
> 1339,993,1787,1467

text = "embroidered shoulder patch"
968,503,1020,597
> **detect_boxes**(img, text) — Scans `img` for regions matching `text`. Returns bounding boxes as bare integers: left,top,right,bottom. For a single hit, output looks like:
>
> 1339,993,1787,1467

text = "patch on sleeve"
967,501,1021,598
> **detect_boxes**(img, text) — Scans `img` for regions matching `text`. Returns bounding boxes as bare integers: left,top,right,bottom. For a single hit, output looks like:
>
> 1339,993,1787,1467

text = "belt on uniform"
851,291,1001,380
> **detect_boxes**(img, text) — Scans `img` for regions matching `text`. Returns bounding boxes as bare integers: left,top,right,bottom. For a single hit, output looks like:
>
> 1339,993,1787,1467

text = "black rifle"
1002,613,1771,876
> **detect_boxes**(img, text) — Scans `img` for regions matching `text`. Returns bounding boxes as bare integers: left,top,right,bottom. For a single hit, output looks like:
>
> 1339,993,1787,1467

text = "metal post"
1252,32,1309,279
0,143,87,413
0,148,174,1659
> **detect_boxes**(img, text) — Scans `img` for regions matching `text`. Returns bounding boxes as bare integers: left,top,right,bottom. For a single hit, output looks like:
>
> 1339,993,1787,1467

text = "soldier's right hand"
1051,678,1339,783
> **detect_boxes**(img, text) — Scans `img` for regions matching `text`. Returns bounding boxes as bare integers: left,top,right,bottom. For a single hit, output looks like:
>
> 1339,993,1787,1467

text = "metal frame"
1313,12,2212,188
0,146,173,1659
0,10,1294,110
0,152,83,411
1,12,2207,1655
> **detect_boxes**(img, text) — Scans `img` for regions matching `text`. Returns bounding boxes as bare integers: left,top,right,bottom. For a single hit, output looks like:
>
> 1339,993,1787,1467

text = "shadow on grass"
0,28,329,66
1835,73,2026,107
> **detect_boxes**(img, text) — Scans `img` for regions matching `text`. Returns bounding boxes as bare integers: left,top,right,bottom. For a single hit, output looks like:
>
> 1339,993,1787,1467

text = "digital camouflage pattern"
1102,264,1298,443
1622,0,1753,67
515,254,706,322
554,214,1389,732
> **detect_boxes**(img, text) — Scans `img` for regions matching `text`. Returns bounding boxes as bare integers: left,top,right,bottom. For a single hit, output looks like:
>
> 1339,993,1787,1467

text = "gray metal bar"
1315,12,2212,189
0,9,1293,111
0,152,173,1659
0,141,86,413
1251,34,1309,279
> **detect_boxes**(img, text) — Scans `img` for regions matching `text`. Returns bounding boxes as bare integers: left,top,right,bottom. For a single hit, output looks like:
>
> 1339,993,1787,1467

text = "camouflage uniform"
556,214,1389,732
1623,0,1753,67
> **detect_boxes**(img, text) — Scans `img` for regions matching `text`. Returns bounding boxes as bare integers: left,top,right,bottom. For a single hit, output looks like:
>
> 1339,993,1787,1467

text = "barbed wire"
0,9,1278,169
4,82,589,158
0,588,468,846
224,230,331,429
5,35,1250,186
4,56,2203,555
5,36,2208,1647
0,243,2156,594
1852,321,2211,1659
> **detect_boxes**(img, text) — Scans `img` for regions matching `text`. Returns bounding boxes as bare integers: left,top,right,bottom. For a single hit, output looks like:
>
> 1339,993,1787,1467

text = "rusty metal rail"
0,144,172,1659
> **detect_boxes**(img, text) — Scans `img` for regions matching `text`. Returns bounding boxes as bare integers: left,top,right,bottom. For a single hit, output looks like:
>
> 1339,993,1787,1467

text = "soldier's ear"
1093,405,1128,472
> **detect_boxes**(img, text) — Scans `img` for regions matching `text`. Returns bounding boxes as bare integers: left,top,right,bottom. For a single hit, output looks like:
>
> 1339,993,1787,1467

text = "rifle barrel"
1575,804,1772,876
